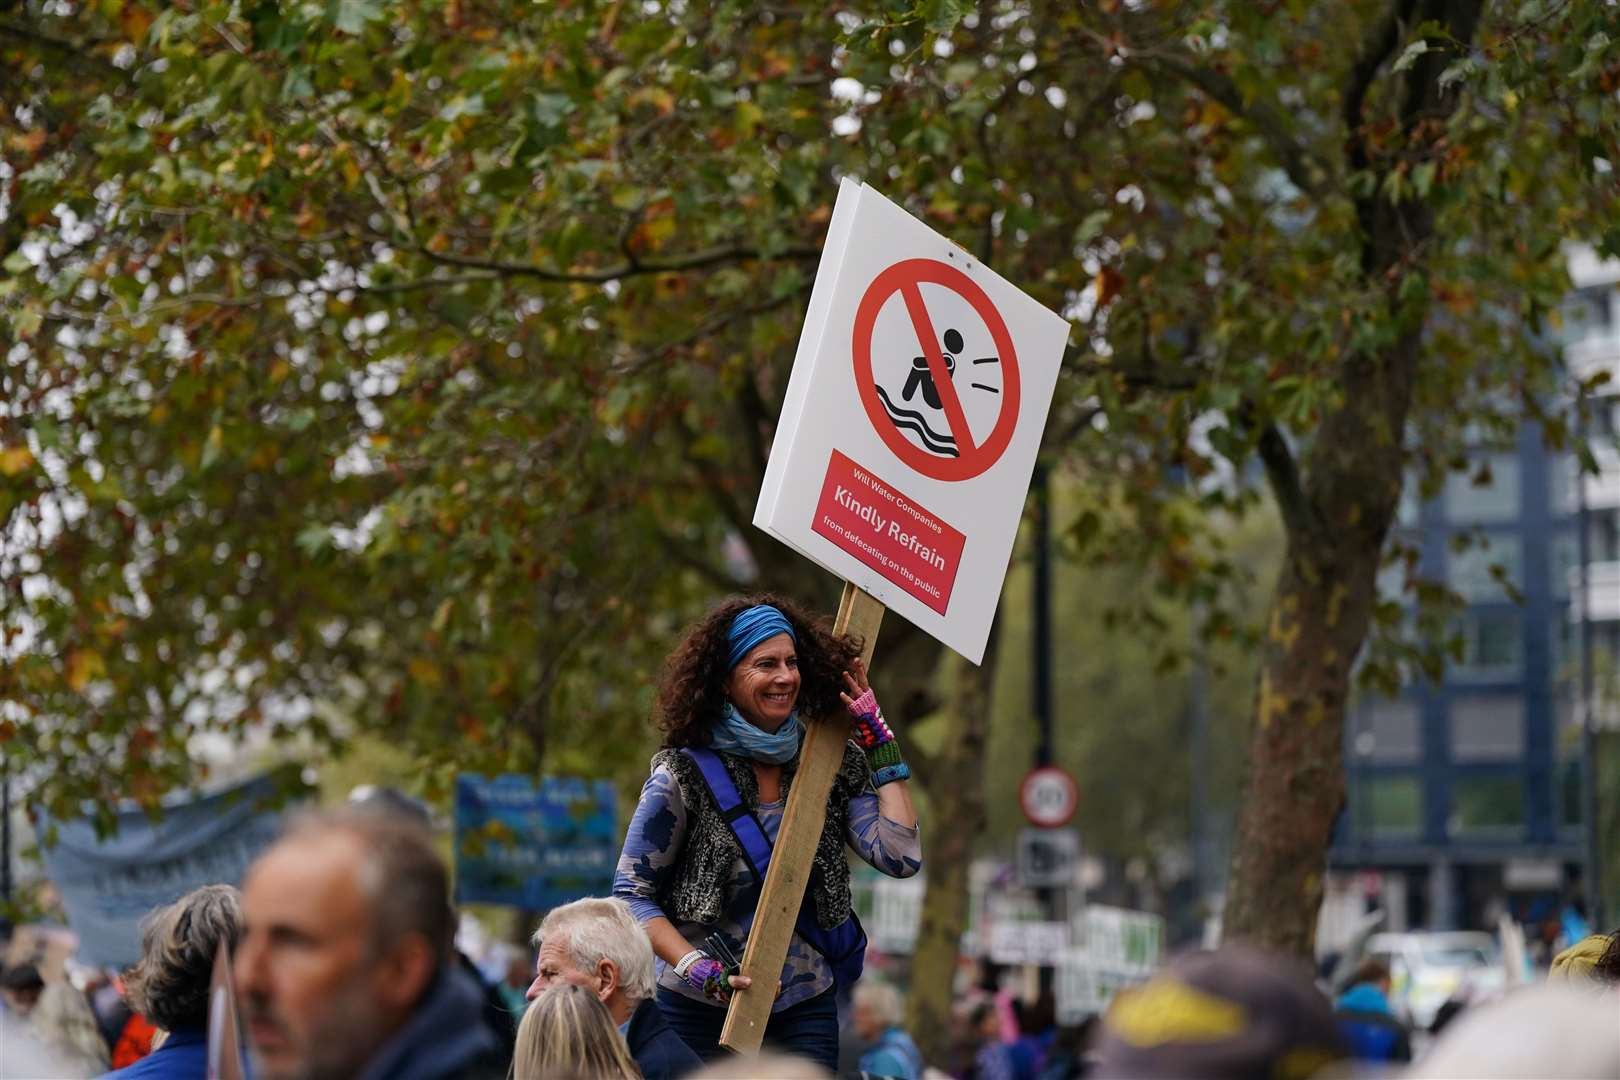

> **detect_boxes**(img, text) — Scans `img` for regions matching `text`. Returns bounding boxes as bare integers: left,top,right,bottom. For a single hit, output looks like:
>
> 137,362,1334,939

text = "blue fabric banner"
41,773,293,969
453,775,617,911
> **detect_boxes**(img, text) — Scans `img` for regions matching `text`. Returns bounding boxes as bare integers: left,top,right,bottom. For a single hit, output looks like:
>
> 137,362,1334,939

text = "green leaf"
921,0,969,34
1392,40,1432,73
326,0,382,35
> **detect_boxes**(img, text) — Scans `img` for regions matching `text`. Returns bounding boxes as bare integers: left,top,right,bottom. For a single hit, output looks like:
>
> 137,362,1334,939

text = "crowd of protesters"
1,807,1618,1079
1,594,1618,1077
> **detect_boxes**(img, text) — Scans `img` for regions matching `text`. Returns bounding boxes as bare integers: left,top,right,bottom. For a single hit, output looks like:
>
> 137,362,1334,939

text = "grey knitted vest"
651,742,869,930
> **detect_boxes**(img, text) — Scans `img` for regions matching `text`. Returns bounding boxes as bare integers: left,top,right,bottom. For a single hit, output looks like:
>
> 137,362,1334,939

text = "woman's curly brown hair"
654,592,861,748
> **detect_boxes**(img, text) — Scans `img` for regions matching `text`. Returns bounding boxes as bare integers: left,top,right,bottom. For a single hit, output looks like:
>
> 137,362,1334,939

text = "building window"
1560,286,1614,342
1560,760,1585,829
1351,698,1422,762
1453,610,1522,679
1450,774,1524,834
1550,531,1579,599
1448,695,1525,761
1592,508,1620,564
1447,534,1522,602
1444,454,1520,523
1360,774,1422,835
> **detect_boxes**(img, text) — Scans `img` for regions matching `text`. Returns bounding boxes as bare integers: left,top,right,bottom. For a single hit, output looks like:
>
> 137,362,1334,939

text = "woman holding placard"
611,594,922,1070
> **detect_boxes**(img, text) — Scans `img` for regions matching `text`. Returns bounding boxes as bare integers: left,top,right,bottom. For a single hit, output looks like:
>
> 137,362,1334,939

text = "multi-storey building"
1329,246,1620,934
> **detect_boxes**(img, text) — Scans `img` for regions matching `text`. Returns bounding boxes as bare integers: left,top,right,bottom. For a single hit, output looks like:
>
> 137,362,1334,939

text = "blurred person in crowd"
1404,982,1620,1078
612,597,922,1071
103,883,242,1079
107,1007,157,1071
1549,925,1620,985
234,808,501,1080
511,983,642,1080
850,980,923,1080
82,970,132,1056
1006,994,1056,1079
349,784,518,1069
526,897,698,1080
1091,945,1346,1080
494,948,531,1019
1333,958,1410,1064
686,1053,832,1079
0,962,45,1018
968,1000,1019,1080
1035,1018,1097,1080
1,1009,76,1079
28,981,110,1077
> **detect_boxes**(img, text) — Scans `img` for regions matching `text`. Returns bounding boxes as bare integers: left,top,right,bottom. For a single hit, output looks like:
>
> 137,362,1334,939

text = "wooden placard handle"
718,582,884,1054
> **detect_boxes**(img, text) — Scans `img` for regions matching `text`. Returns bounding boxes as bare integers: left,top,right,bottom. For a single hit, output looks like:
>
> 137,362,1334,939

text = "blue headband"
726,604,797,669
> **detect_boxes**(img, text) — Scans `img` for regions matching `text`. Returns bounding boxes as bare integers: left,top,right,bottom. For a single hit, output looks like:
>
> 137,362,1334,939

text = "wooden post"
719,582,884,1054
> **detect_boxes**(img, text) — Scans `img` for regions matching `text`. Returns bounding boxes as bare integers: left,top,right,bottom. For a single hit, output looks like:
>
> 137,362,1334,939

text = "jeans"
655,986,840,1072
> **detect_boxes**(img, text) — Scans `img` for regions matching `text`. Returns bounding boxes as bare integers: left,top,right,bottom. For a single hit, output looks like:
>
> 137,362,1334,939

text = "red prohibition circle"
1020,766,1079,828
851,258,1022,482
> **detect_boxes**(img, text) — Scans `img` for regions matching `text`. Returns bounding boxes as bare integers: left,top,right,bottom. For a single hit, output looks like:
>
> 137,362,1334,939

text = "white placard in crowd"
755,179,1070,663
1057,905,1166,1022
987,920,1071,966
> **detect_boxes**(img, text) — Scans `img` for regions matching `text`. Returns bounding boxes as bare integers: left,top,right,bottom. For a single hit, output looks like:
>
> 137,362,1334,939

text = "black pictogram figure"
904,328,966,409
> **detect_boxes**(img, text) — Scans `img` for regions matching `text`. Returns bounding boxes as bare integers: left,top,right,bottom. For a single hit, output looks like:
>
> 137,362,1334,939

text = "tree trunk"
1223,0,1484,956
906,632,998,1067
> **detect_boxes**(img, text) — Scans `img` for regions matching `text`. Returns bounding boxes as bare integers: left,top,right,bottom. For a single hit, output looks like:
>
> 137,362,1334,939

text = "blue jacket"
1334,983,1411,1063
626,998,701,1080
100,1026,206,1080
858,1025,925,1080
356,966,503,1080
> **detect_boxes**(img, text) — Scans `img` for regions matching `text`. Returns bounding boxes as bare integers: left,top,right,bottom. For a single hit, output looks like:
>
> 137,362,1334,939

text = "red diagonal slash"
898,281,976,457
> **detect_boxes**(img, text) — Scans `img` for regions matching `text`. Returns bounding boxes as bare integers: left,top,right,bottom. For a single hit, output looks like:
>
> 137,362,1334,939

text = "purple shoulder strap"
680,747,774,884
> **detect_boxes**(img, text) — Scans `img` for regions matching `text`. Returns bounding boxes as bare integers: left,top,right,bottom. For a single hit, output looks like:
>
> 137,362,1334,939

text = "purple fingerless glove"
686,957,730,1002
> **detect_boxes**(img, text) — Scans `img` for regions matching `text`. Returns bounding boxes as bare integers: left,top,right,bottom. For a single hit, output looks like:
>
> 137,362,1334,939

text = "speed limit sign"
1020,766,1079,828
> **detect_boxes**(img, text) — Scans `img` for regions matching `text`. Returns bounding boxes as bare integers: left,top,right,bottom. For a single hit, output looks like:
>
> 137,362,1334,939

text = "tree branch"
0,18,126,78
1143,53,1327,199
1256,421,1314,537
412,240,822,285
654,527,751,592
1342,0,1416,173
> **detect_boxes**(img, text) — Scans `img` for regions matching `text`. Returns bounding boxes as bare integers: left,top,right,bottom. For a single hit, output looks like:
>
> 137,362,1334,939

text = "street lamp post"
1574,398,1605,928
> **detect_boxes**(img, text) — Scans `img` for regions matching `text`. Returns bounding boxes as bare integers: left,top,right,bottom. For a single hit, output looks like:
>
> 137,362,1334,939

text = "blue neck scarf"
709,702,802,764
710,604,802,763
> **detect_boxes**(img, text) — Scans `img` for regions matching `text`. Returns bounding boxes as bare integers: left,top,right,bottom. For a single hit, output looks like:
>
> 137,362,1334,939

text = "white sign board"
988,920,1070,966
1016,827,1080,888
1057,905,1166,1022
755,180,1070,663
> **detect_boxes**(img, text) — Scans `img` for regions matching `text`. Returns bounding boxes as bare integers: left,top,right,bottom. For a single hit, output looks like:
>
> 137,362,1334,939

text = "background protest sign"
40,772,294,969
452,774,617,910
755,180,1069,663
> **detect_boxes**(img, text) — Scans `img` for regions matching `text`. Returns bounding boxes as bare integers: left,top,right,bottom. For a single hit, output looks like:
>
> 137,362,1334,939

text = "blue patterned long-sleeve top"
612,759,922,1012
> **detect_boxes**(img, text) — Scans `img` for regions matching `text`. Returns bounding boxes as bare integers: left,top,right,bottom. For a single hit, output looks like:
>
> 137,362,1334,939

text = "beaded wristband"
873,762,911,787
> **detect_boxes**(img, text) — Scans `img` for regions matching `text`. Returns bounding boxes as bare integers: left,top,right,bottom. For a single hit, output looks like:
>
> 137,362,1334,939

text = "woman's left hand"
840,657,876,717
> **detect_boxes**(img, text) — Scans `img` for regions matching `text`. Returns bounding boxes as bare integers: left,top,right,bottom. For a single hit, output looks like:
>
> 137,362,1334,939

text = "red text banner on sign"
811,450,966,615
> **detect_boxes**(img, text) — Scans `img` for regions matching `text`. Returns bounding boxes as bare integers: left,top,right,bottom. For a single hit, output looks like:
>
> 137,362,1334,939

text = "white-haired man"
528,896,700,1080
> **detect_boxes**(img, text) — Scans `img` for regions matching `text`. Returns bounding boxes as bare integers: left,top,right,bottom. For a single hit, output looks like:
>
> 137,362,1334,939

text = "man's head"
125,883,242,1032
0,963,44,1017
234,808,454,1080
527,897,654,1026
852,979,903,1043
1347,957,1392,996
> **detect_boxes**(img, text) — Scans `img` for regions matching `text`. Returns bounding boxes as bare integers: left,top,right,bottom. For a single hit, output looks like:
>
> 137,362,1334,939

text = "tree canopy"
3,1,1617,960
